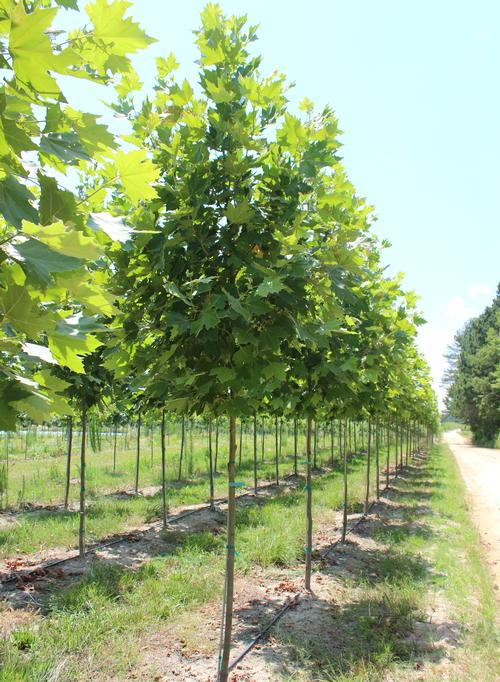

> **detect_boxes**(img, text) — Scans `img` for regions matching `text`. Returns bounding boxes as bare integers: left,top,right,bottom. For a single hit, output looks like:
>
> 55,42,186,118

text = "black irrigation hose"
223,449,428,676
227,592,302,674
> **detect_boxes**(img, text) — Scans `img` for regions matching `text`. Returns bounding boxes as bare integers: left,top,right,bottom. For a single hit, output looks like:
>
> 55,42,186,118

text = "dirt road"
444,430,500,595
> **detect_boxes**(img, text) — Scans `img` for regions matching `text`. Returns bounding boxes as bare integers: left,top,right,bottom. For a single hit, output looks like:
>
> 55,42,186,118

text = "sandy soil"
0,455,470,681
444,430,500,596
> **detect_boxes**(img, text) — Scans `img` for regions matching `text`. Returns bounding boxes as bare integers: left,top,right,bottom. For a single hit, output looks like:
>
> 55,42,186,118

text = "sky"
60,0,500,408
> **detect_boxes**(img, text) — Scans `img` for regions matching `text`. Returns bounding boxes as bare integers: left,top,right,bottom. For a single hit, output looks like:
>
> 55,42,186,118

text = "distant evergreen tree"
444,285,500,444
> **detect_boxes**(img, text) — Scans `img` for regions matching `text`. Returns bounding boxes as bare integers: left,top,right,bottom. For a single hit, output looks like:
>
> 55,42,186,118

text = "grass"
0,448,380,680
3,440,493,681
0,422,398,559
271,443,500,681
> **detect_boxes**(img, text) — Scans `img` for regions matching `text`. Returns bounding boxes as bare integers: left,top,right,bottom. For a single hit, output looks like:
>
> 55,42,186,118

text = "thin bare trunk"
261,417,265,463
330,419,334,466
293,418,298,476
305,415,313,590
394,420,399,477
238,419,243,466
78,407,87,559
364,417,371,514
313,420,317,468
113,426,118,473
253,413,258,495
218,415,237,682
160,410,168,526
214,418,219,473
341,419,348,542
209,417,215,509
134,412,141,494
177,416,185,481
64,415,73,509
274,416,279,485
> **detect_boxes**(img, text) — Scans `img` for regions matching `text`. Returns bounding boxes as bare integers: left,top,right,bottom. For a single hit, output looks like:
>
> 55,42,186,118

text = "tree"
445,285,500,444
0,0,156,429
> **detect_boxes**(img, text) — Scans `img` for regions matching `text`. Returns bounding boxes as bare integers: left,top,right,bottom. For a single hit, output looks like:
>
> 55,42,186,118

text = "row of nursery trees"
0,2,438,679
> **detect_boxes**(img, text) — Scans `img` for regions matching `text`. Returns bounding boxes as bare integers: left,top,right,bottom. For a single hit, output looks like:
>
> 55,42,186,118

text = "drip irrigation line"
0,475,314,586
1,451,422,586
221,449,428,676
227,592,302,674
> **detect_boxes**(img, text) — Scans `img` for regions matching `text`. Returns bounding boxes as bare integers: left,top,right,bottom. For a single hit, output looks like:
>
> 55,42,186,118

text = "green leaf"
88,212,131,242
206,78,234,104
86,0,156,56
262,362,287,381
1,116,38,155
0,381,32,430
210,367,237,382
12,239,84,285
48,318,102,373
340,357,358,373
226,199,252,224
225,291,250,321
0,285,46,336
39,174,78,225
255,275,285,298
115,149,159,204
40,132,91,165
193,307,219,334
9,4,73,95
0,176,37,228
22,220,102,261
156,52,179,78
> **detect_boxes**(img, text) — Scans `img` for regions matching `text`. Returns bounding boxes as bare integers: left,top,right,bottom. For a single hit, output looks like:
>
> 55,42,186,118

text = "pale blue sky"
61,0,500,406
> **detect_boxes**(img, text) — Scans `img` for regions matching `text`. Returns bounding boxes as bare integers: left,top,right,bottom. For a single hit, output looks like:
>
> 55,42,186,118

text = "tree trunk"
214,417,219,473
305,415,313,591
375,417,380,499
261,417,265,463
293,417,298,476
238,419,243,466
274,416,279,485
253,413,258,495
313,420,317,468
78,407,87,559
177,416,185,481
64,415,73,509
364,416,371,514
161,409,167,527
219,415,237,682
330,420,334,467
394,420,399,477
400,422,404,472
209,417,215,509
341,419,348,542
405,421,409,466
134,412,141,494
386,421,390,489
113,426,118,473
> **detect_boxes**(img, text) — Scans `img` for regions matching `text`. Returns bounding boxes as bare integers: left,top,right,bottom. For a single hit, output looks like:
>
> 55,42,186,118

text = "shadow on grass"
230,454,459,680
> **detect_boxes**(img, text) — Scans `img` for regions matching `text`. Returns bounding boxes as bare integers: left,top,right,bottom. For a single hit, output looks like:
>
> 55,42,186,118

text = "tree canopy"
444,285,500,444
